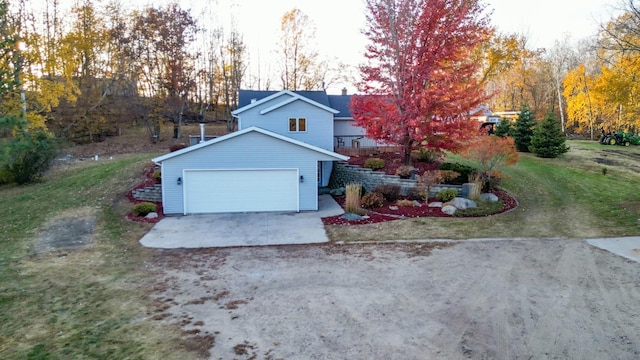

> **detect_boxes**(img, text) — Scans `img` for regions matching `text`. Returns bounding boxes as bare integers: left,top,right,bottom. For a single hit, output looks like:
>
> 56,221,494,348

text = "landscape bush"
436,188,458,202
395,165,414,179
405,186,424,201
133,202,157,217
411,148,439,163
372,184,402,202
438,163,474,184
364,157,385,171
2,126,58,185
152,170,161,184
361,192,385,209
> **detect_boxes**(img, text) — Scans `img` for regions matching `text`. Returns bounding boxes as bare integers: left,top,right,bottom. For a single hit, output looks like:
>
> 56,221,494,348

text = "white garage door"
183,169,299,214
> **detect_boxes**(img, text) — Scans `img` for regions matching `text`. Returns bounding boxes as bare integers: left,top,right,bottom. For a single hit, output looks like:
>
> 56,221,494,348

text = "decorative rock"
145,212,158,219
330,187,346,196
341,213,364,221
450,197,477,210
480,193,499,202
389,206,399,210
412,200,422,207
442,205,457,215
429,202,443,208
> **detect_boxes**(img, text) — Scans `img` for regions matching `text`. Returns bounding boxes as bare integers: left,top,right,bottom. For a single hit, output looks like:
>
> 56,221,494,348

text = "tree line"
0,0,342,146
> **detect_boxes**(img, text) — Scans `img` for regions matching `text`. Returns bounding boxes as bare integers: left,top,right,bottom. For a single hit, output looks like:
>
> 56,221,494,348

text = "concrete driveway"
139,194,343,248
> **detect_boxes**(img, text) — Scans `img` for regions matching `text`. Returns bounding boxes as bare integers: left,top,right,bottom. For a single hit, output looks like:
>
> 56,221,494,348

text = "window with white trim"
288,117,307,132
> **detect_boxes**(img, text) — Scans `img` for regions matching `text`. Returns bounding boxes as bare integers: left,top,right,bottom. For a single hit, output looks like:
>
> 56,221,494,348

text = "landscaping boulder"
428,202,443,208
442,204,457,215
480,193,499,202
330,187,346,196
450,197,477,210
412,200,422,207
341,213,365,221
145,212,159,219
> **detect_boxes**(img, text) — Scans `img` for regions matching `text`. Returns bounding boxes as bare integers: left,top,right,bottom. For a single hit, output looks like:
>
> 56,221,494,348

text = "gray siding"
160,131,339,215
239,99,334,151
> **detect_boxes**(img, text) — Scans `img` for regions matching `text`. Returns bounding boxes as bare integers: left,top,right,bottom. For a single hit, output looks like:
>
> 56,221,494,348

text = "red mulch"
322,190,517,226
126,165,164,224
346,151,440,176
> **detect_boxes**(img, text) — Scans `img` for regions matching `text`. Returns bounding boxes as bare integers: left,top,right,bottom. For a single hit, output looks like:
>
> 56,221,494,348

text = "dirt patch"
594,157,621,166
147,240,640,359
36,207,97,254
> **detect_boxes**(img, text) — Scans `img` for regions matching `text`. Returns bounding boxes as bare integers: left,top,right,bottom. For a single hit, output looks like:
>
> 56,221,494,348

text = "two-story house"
152,90,356,215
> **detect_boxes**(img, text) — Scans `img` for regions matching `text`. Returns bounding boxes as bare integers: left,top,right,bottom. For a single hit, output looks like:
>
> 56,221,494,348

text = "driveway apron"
139,194,343,248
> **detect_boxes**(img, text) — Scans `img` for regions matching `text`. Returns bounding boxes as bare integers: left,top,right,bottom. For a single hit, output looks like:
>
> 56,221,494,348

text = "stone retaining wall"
132,184,162,202
329,161,474,198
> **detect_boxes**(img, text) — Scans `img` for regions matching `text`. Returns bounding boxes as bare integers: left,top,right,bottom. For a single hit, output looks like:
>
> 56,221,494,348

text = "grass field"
1,139,640,359
0,155,206,360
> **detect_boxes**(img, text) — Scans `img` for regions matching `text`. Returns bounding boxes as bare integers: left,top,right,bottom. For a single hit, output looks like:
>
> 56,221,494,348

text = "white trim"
152,126,349,163
258,94,339,115
231,90,297,115
182,168,300,215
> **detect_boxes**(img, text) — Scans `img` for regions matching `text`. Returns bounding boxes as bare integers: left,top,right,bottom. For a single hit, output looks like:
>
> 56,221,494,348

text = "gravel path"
149,239,640,359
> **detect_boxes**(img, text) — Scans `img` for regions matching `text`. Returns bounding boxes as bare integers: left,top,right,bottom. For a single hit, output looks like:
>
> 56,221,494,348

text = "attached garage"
183,169,299,214
152,126,349,215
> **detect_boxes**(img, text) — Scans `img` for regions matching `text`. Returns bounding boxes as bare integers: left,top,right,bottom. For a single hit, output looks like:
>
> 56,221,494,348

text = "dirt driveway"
149,239,640,360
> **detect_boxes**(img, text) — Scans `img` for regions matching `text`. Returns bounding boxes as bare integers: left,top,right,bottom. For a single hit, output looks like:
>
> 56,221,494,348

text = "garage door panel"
184,169,298,214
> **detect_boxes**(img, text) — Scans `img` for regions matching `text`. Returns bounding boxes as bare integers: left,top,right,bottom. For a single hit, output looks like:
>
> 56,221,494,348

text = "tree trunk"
403,134,412,166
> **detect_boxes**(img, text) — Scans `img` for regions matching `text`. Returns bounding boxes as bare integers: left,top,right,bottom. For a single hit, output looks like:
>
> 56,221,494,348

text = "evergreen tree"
494,118,511,137
529,111,569,158
511,104,536,152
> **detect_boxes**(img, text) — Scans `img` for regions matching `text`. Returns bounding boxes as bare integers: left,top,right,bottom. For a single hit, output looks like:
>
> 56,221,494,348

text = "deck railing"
334,135,399,156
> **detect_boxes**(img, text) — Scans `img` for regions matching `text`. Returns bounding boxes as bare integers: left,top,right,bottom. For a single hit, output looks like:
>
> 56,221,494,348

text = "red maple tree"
351,0,493,165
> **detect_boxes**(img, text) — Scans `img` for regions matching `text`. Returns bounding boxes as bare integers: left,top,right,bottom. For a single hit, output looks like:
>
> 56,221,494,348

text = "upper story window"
289,117,307,132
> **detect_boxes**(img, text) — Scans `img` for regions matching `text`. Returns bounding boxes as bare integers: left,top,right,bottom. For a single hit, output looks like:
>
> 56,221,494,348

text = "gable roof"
152,126,349,163
236,89,353,118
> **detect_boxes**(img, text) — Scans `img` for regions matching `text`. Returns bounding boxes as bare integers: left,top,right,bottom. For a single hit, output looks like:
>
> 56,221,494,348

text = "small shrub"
345,183,364,214
372,184,402,202
361,192,385,209
436,188,458,202
438,170,460,184
438,162,475,184
152,170,162,184
364,157,385,171
133,202,157,217
405,186,423,201
169,143,187,152
396,199,415,207
395,165,414,179
412,148,439,163
3,127,58,185
602,167,607,176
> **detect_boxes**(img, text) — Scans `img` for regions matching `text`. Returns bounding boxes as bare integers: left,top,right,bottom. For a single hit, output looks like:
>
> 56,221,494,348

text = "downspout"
199,123,205,143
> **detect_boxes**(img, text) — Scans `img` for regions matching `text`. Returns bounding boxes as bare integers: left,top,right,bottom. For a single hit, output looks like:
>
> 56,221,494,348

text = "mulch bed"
126,165,164,224
322,190,517,226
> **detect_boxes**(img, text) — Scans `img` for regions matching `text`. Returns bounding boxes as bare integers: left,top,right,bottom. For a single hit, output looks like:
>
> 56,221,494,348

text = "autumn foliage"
351,0,493,165
462,135,519,188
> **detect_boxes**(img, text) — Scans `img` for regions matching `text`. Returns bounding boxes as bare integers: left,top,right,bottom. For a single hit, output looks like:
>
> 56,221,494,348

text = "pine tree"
494,118,511,137
529,111,569,158
511,104,536,152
